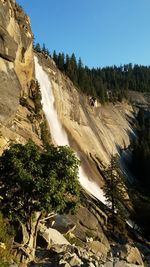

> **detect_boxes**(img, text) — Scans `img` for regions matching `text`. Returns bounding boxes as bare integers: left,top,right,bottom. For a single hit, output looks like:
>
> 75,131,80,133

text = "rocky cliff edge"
0,0,43,153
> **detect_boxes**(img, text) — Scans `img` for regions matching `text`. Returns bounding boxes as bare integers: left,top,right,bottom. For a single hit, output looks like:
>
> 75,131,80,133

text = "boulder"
126,245,144,266
87,241,110,260
38,224,69,248
68,204,109,248
77,206,99,230
68,253,82,266
51,244,68,254
51,214,76,234
104,261,143,267
9,264,18,267
76,246,90,260
115,244,144,266
59,251,83,267
18,264,27,267
88,263,96,267
59,259,71,267
117,262,143,267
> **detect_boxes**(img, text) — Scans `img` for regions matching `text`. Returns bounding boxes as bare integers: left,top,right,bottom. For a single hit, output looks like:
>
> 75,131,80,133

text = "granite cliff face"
0,1,134,174
0,0,43,154
37,54,134,186
0,0,135,205
0,1,149,266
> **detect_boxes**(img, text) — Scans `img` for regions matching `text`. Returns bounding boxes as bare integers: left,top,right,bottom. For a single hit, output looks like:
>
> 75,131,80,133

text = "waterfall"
34,56,106,204
34,57,69,146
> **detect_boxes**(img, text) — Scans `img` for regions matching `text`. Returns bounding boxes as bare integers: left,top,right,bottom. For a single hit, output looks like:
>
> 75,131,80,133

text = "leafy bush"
0,141,80,256
0,213,14,266
0,140,80,221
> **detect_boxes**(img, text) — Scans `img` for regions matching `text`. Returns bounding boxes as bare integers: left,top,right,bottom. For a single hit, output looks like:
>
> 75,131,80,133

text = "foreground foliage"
0,141,80,260
132,109,150,192
0,212,14,266
130,108,150,238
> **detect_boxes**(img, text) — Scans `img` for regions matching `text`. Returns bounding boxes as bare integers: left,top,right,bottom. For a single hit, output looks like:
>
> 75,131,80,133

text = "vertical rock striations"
0,0,41,154
37,54,134,187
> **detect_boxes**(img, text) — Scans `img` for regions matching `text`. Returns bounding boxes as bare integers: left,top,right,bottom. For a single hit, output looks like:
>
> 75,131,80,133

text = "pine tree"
34,43,41,53
42,43,47,54
53,50,58,64
103,155,127,234
52,50,150,102
65,53,78,84
57,52,65,71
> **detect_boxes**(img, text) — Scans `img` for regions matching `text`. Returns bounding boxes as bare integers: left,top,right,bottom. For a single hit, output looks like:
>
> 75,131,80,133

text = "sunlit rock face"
0,0,40,154
35,55,106,203
0,1,134,187
0,0,33,85
36,54,134,188
0,0,33,123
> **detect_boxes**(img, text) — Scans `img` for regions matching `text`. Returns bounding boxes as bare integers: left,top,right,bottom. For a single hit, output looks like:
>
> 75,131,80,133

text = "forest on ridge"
35,43,150,103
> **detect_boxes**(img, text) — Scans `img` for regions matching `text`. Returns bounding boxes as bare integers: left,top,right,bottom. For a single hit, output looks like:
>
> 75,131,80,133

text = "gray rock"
69,253,83,266
0,1,11,35
76,247,90,260
103,260,144,267
51,244,68,254
38,224,69,248
76,206,99,231
0,25,18,62
51,214,76,235
87,241,109,261
88,263,96,267
126,245,144,266
9,264,18,267
114,244,144,266
59,259,71,267
0,62,21,125
63,252,74,260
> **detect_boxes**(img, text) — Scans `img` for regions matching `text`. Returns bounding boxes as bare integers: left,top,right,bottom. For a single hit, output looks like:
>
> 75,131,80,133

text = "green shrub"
32,81,42,114
40,119,51,147
0,213,14,265
0,141,80,258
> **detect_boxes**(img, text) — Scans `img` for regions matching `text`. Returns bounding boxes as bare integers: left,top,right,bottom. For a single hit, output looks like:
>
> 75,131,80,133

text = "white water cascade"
34,56,106,204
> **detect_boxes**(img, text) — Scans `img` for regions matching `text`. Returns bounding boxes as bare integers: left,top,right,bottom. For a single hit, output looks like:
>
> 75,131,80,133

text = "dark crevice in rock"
0,52,15,62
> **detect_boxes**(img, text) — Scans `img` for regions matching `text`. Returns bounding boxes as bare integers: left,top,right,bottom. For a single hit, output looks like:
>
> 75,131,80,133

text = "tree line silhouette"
131,108,150,192
34,43,150,103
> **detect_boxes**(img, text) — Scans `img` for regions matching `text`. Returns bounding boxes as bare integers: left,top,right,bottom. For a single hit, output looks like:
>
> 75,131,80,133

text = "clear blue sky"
17,0,150,68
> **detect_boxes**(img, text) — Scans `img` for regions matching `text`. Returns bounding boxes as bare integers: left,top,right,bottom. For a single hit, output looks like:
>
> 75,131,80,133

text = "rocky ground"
28,231,145,267
26,193,148,267
29,244,144,267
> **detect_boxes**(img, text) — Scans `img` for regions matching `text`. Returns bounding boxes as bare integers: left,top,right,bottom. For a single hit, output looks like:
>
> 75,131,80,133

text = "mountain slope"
0,1,149,266
37,53,134,187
